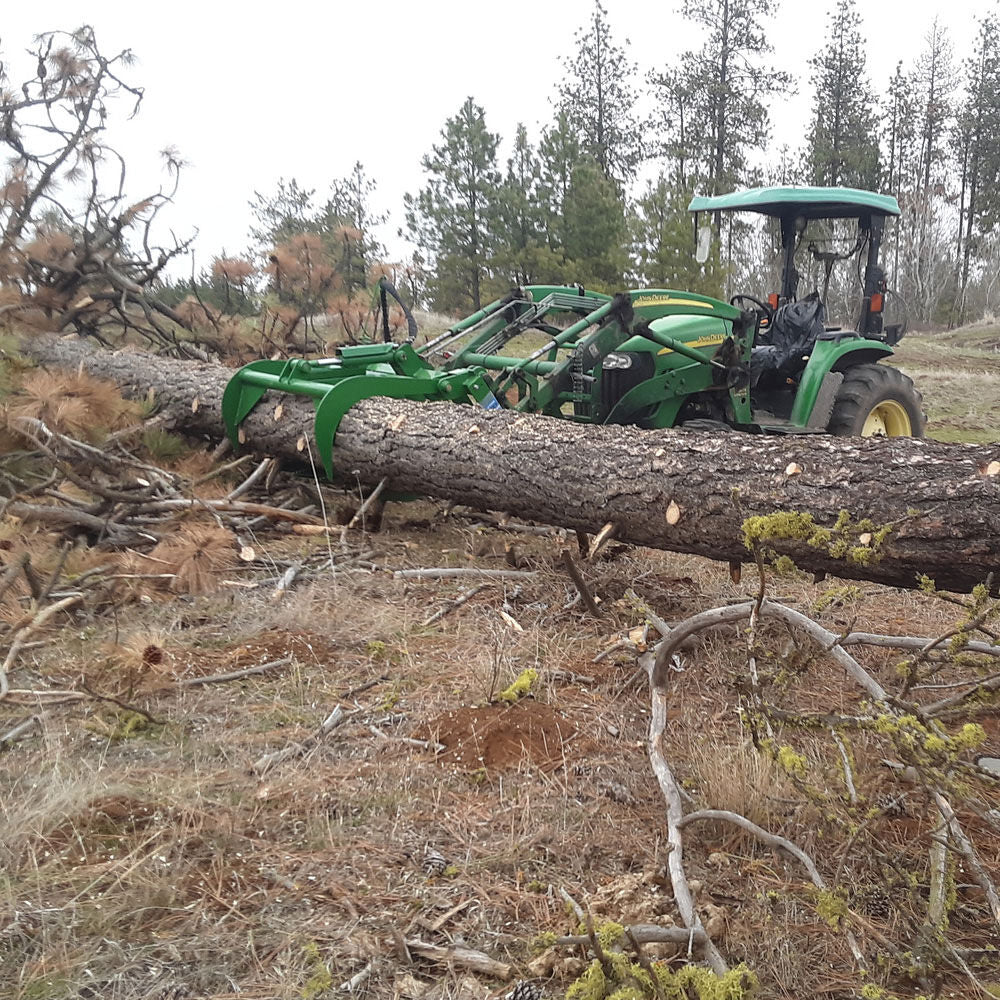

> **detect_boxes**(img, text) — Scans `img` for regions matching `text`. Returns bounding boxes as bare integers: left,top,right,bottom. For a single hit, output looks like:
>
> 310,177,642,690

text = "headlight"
602,353,633,370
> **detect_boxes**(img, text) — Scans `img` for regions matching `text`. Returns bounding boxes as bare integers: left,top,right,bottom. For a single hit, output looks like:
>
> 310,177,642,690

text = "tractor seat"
751,293,827,387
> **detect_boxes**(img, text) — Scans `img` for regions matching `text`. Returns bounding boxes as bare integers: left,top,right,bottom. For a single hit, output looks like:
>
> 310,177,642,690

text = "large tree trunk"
19,334,1000,593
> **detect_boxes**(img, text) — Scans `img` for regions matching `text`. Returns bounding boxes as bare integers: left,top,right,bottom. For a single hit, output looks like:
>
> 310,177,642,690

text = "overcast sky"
1,0,991,274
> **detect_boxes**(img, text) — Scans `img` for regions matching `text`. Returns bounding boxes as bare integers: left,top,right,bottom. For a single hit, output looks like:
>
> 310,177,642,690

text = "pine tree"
561,156,628,291
491,124,562,289
315,162,386,293
806,0,880,189
678,0,790,197
248,178,315,254
952,15,1000,319
914,18,958,191
556,0,643,189
404,97,501,312
631,174,724,295
538,110,582,257
646,67,699,188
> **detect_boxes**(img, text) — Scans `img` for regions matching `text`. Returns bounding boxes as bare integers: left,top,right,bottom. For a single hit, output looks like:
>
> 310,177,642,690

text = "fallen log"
17,334,1000,592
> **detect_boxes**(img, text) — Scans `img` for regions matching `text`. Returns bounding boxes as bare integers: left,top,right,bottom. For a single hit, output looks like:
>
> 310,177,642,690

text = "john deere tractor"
223,186,924,479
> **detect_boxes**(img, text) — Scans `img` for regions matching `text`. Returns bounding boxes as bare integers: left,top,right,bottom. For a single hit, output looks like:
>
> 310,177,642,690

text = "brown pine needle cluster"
4,369,138,442
148,524,238,595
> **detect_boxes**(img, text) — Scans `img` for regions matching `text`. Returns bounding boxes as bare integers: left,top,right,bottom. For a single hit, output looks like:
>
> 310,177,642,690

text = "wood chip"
498,609,523,632
665,500,681,525
785,462,802,476
291,524,334,535
987,460,1000,477
296,435,307,451
389,414,407,431
273,403,283,421
191,396,199,413
238,427,246,444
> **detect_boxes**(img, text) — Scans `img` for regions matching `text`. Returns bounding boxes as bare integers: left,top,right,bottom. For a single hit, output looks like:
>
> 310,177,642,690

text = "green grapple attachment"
222,342,501,479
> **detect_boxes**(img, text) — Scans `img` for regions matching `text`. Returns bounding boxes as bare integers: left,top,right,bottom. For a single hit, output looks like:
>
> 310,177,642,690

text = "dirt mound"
421,700,577,771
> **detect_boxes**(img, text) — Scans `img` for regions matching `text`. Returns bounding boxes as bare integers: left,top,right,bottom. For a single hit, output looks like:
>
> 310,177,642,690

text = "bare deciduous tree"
0,25,198,355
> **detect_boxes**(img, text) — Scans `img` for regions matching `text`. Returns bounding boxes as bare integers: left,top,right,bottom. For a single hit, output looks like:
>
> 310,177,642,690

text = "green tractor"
223,185,924,479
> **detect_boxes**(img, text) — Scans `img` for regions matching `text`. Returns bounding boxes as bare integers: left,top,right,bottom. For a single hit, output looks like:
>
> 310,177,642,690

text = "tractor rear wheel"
827,364,925,438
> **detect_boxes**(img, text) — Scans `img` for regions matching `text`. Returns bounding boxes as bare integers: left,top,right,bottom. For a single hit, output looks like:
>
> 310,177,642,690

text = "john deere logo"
634,294,713,309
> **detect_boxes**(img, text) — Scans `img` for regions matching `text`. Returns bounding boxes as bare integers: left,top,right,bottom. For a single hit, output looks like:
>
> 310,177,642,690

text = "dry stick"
225,458,273,501
192,453,253,486
367,725,444,753
651,599,889,702
646,682,728,975
339,961,374,992
393,567,535,581
560,548,603,617
271,564,302,599
1,594,83,700
402,939,511,981
831,729,859,805
178,656,294,688
421,583,490,627
0,553,30,605
625,588,673,639
557,924,707,948
340,477,388,546
934,790,1000,933
586,521,617,561
251,704,355,775
131,499,323,524
0,714,41,744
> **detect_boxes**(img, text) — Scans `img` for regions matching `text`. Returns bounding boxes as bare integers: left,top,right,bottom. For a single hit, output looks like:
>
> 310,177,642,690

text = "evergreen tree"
631,175,724,295
491,124,562,289
538,110,582,256
561,156,628,291
556,0,643,189
404,97,501,311
806,0,880,189
678,0,790,197
647,67,699,188
315,162,386,293
885,62,918,196
248,178,315,254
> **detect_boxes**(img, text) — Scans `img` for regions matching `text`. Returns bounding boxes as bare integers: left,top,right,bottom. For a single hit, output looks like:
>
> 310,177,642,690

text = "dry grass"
2,503,996,1000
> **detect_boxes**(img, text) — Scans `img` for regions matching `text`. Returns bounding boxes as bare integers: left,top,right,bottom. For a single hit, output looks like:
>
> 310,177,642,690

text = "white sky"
0,0,990,274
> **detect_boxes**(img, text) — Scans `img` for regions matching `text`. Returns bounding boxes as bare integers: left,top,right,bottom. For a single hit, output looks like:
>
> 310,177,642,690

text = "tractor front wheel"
827,364,925,438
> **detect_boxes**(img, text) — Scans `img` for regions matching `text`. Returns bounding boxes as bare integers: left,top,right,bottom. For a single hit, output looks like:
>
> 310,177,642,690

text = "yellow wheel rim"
861,400,912,437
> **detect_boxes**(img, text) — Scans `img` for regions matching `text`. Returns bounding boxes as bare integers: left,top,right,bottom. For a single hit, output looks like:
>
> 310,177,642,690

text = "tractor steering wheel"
729,294,774,323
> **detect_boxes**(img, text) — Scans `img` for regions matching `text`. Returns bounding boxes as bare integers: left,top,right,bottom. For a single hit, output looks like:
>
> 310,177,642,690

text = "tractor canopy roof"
688,186,900,220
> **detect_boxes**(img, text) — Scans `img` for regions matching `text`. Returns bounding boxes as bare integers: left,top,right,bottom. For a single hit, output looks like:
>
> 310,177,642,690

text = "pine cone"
857,883,892,918
421,846,448,877
875,793,907,817
505,981,543,1000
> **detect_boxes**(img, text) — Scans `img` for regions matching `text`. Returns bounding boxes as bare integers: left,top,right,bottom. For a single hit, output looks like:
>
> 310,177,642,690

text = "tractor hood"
619,313,730,356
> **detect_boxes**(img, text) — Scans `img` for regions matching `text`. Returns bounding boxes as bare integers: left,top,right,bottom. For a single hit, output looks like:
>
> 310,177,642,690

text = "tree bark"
18,334,1000,593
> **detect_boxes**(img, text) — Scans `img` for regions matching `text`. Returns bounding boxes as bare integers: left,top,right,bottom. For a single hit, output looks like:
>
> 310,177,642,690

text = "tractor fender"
789,337,893,427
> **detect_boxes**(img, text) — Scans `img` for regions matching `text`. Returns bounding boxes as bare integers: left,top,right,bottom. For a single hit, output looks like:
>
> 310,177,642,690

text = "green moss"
84,709,155,742
301,940,332,999
742,510,891,567
777,744,808,778
529,931,557,952
566,957,759,1000
814,584,863,613
814,888,849,928
497,667,538,703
